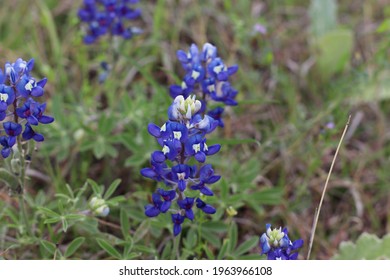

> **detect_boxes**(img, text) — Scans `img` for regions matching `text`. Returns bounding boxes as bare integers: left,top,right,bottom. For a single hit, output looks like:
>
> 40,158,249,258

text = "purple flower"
172,164,191,192
16,99,54,126
196,198,216,214
191,164,221,196
0,85,15,121
157,188,176,213
22,124,44,142
0,136,16,158
177,197,195,220
3,122,22,137
171,213,185,236
144,193,163,217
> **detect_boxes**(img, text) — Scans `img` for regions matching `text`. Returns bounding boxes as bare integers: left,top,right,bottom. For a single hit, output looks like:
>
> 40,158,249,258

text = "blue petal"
173,224,182,236
140,168,157,179
147,123,161,137
195,152,206,163
206,144,221,155
201,205,216,214
186,209,194,221
144,206,160,217
160,201,171,213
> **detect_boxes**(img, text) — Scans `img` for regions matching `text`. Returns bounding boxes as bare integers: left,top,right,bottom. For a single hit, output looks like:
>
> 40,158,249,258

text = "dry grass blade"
306,115,351,260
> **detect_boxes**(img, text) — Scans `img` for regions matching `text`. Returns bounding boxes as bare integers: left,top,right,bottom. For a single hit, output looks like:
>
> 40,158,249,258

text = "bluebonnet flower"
171,43,239,118
0,58,54,158
141,43,238,237
259,224,304,260
196,198,216,214
78,0,142,44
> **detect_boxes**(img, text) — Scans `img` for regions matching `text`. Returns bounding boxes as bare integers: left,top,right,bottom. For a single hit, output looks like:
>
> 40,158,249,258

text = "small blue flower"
210,82,238,106
140,160,168,182
207,107,225,128
16,75,47,98
3,122,22,138
144,193,163,217
191,164,221,196
16,99,54,126
0,136,16,158
0,84,15,121
177,197,195,220
172,164,191,192
22,124,44,142
157,188,176,213
196,198,216,214
171,213,185,236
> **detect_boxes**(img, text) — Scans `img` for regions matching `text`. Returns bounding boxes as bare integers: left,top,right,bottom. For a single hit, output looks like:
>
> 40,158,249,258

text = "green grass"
0,0,389,260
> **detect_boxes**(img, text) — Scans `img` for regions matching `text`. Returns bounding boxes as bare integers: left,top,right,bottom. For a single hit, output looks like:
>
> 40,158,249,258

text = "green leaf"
161,241,172,260
133,219,150,243
126,252,142,260
244,187,284,205
61,217,69,232
104,179,121,200
133,245,156,254
184,227,197,249
96,238,122,259
312,28,353,81
40,240,56,256
65,237,85,258
44,217,62,224
123,239,134,259
93,137,106,159
64,214,85,221
233,236,259,256
217,239,230,260
200,228,221,247
120,208,130,239
203,244,215,260
0,168,18,189
38,207,61,218
87,179,103,196
228,222,238,253
333,233,390,260
201,221,228,233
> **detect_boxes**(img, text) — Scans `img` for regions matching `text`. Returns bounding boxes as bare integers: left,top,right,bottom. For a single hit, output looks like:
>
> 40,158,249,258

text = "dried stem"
306,115,351,260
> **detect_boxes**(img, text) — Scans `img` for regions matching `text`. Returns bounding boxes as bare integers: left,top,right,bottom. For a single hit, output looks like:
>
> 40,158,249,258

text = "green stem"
16,135,32,236
172,232,181,260
18,194,32,236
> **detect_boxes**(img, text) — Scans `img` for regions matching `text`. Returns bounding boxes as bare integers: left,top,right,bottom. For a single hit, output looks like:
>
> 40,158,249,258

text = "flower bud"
89,197,110,217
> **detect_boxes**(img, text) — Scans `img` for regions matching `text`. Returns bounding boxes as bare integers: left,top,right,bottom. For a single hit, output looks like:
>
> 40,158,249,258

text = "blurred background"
0,0,389,259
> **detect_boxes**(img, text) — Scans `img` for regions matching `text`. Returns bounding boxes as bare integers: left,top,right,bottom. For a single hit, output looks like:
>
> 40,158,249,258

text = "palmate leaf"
332,233,390,260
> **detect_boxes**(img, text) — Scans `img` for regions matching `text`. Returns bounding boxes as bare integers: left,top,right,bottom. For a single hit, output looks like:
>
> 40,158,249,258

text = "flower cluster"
169,43,239,128
141,43,238,236
0,58,54,158
78,0,142,44
259,224,304,260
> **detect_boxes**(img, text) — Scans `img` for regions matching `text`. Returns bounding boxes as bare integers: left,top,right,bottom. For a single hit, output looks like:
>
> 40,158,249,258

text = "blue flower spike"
78,0,142,44
141,43,238,237
0,58,54,158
